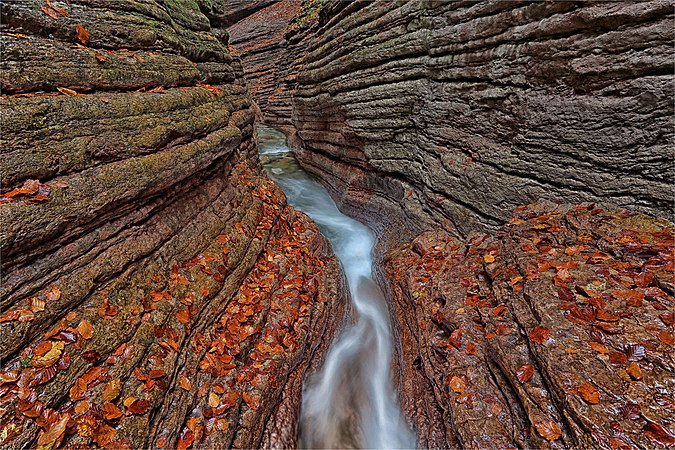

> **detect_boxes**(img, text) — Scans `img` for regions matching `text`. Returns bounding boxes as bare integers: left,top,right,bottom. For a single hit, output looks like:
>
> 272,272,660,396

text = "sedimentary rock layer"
0,1,346,448
381,202,674,449
291,0,674,237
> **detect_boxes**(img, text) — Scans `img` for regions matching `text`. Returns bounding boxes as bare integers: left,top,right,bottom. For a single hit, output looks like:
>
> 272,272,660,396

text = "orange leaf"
69,377,88,401
448,375,466,394
57,87,79,97
626,362,642,380
577,383,600,404
77,319,94,339
529,326,551,344
516,364,534,383
102,402,124,420
37,413,70,447
179,376,192,391
535,421,562,441
483,254,495,263
242,392,260,410
208,392,220,408
76,24,90,44
658,330,674,346
176,308,190,324
46,286,61,301
102,379,122,401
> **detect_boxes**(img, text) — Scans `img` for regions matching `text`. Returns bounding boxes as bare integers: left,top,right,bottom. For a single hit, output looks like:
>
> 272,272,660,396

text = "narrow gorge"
1,1,673,449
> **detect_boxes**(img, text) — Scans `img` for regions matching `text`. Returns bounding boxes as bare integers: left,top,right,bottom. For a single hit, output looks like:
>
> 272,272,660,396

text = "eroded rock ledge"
0,1,346,448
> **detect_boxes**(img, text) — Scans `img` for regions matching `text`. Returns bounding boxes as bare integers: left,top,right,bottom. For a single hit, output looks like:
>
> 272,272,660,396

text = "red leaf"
516,364,534,383
577,383,600,404
76,24,90,44
529,326,551,343
128,398,152,415
643,420,675,448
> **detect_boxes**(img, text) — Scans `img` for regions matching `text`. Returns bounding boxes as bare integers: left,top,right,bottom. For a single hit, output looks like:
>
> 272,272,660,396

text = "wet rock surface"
381,202,674,449
0,1,346,448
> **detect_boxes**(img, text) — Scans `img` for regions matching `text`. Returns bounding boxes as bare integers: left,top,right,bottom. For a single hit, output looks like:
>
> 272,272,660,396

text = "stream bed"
257,125,415,449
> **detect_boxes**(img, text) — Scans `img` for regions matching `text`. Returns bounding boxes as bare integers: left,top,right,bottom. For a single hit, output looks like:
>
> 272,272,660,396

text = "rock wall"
0,1,346,449
291,0,674,238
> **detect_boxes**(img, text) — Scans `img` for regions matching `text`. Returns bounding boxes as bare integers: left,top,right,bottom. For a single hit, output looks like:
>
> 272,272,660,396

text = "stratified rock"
290,1,673,237
381,202,674,449
0,1,346,449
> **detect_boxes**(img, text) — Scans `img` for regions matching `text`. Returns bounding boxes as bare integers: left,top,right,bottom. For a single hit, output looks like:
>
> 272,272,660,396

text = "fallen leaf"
94,423,117,446
448,375,466,394
102,402,124,420
77,319,94,339
37,413,70,447
208,392,219,408
516,364,534,383
626,362,642,380
644,420,675,447
57,87,79,97
75,24,90,44
535,421,562,441
242,392,260,410
30,297,46,312
102,379,122,401
658,330,674,346
179,376,192,391
33,341,64,368
127,398,151,415
529,326,551,344
483,254,495,263
177,429,194,450
589,342,610,354
578,383,600,404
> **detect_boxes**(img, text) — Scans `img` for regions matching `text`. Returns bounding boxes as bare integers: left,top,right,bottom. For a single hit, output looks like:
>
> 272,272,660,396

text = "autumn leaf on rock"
529,326,551,343
535,421,562,441
179,376,192,391
448,375,466,394
516,364,534,383
57,87,79,97
177,429,195,450
102,402,124,421
127,398,152,415
577,383,600,404
77,319,94,339
37,413,70,448
643,420,675,447
102,379,122,401
243,392,260,410
76,24,90,44
33,341,64,368
483,254,495,263
627,362,643,380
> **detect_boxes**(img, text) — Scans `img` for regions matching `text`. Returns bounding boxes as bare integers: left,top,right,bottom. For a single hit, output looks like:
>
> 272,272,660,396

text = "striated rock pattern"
291,0,674,237
381,202,674,449
227,0,318,135
0,1,346,449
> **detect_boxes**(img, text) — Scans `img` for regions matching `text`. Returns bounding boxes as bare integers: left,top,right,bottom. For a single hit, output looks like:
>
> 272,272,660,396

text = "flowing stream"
257,125,415,449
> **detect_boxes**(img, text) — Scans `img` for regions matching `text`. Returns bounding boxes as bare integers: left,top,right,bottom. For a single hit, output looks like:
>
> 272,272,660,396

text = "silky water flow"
257,125,416,449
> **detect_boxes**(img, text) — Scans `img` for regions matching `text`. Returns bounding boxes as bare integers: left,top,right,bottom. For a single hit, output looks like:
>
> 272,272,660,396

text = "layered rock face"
291,0,673,238
0,1,345,449
382,202,674,449
226,1,675,449
227,0,318,134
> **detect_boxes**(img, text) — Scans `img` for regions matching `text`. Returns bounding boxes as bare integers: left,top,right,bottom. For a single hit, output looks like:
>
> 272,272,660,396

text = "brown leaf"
643,420,675,447
529,326,551,344
242,392,260,410
609,351,628,365
577,383,600,404
128,398,151,415
176,308,190,324
177,429,194,450
208,392,220,408
102,402,124,421
40,5,60,19
94,423,117,446
626,362,642,380
589,342,610,354
30,297,46,312
37,413,70,447
76,24,90,44
618,402,641,420
33,341,64,368
179,376,192,391
658,330,674,346
516,364,534,383
102,379,122,401
69,377,88,401
77,319,94,339
4,179,40,198
625,344,646,361
535,421,562,441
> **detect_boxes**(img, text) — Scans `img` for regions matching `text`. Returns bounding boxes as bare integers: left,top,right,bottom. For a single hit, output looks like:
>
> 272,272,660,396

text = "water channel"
256,125,415,449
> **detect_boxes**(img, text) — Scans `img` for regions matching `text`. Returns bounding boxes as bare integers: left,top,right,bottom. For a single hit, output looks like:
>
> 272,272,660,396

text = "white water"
257,125,415,449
